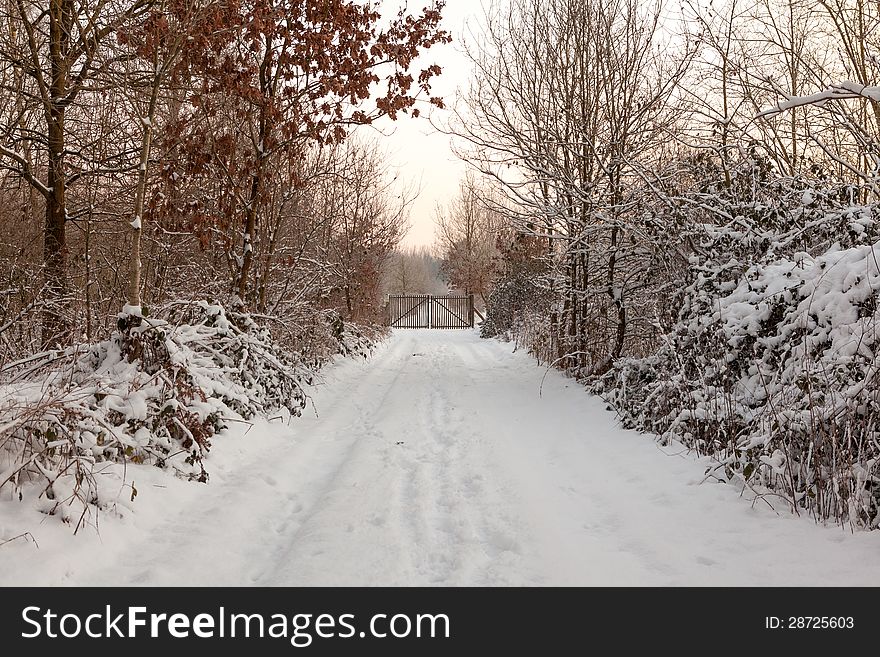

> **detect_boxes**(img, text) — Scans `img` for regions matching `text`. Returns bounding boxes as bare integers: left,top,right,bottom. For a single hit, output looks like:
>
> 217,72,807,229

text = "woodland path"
2,329,879,585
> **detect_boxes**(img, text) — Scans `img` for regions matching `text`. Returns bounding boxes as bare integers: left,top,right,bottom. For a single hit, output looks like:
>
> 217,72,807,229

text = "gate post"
468,294,474,327
428,295,434,328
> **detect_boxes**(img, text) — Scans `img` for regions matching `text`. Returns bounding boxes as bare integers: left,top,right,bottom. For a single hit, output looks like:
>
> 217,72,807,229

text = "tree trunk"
236,41,274,304
237,168,262,301
43,117,68,347
606,224,626,368
128,68,161,311
41,0,72,347
579,248,589,370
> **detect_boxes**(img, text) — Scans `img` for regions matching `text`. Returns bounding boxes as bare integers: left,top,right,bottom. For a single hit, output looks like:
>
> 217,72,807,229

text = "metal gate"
388,294,474,329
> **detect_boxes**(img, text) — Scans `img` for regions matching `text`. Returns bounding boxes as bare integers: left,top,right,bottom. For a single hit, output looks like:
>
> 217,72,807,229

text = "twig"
0,532,39,549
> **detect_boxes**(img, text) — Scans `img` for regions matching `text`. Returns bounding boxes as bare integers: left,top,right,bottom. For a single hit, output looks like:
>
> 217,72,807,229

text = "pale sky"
371,1,483,249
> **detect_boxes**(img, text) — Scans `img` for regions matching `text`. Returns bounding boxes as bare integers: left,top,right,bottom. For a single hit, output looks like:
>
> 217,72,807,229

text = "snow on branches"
594,198,880,528
0,302,379,532
758,82,880,119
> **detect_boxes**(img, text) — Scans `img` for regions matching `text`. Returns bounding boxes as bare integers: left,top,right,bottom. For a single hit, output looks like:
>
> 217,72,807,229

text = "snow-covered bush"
160,301,311,419
594,198,880,527
0,301,379,531
481,274,554,357
482,276,542,338
321,308,383,361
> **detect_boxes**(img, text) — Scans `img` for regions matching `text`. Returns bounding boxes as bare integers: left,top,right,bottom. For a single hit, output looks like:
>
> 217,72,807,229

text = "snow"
757,82,880,118
130,216,142,230
2,329,879,585
121,303,142,316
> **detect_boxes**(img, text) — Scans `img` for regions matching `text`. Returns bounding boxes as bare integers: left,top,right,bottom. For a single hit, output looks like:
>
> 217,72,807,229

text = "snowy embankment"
597,232,880,528
2,329,879,586
0,302,324,530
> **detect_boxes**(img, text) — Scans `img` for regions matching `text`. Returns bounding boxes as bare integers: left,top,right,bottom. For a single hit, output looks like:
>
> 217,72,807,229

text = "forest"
1,0,880,535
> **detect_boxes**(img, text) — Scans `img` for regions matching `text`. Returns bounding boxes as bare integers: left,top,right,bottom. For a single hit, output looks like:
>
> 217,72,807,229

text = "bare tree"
316,139,415,321
434,172,501,304
0,0,153,346
453,0,693,372
383,245,446,296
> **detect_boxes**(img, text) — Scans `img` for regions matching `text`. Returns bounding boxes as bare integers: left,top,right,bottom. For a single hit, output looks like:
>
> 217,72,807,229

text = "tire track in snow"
395,340,479,584
445,334,784,584
396,335,533,585
69,334,416,586
433,333,678,584
248,335,420,585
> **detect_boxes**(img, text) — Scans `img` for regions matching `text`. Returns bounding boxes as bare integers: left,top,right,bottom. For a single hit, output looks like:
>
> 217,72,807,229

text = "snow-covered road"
3,329,880,585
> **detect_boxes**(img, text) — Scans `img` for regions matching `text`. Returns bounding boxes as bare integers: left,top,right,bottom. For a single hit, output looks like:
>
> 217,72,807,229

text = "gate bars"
388,295,475,328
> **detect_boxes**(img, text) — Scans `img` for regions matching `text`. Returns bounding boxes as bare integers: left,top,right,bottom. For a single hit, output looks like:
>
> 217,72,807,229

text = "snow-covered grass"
2,329,880,586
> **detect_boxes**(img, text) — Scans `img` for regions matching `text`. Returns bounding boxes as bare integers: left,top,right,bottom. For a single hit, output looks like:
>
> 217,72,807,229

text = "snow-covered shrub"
481,276,541,339
482,274,554,358
161,301,311,419
594,199,880,527
323,309,383,360
0,301,365,531
248,303,381,372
